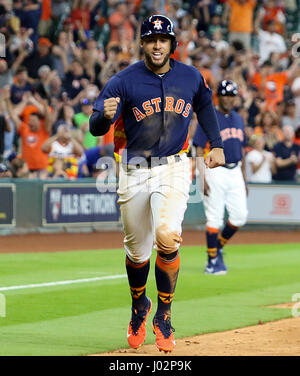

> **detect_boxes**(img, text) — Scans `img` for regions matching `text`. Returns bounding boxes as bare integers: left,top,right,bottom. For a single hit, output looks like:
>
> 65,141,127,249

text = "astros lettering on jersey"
132,97,192,121
93,58,212,162
193,110,247,163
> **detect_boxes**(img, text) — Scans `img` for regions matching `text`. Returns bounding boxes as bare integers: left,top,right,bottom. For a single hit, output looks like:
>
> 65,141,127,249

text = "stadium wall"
0,179,299,234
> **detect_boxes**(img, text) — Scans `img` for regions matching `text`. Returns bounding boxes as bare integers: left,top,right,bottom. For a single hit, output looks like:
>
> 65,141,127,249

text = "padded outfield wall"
0,179,299,234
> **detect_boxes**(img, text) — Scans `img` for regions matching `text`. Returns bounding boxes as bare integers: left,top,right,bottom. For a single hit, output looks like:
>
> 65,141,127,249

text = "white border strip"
0,274,127,292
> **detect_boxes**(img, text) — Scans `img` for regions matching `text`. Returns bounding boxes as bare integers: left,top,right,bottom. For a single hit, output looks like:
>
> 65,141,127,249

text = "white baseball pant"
117,154,192,264
204,163,248,229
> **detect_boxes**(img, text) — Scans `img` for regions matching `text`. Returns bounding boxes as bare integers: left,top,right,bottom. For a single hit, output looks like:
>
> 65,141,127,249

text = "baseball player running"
193,80,248,275
90,15,225,353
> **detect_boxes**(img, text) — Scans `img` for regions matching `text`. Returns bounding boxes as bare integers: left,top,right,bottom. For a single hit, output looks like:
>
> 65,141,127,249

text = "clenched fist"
104,97,120,120
205,147,225,168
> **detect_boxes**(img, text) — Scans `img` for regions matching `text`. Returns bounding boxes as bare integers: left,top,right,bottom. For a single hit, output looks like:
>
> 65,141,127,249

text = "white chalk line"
0,274,127,292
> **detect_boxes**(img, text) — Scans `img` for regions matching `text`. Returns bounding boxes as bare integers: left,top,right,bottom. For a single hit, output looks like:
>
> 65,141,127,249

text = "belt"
222,162,239,169
125,154,183,169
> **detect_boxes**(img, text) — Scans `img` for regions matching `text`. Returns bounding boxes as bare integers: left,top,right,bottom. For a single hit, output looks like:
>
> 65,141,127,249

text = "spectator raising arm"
29,93,53,133
3,113,11,133
42,125,83,156
3,87,22,130
41,133,59,153
11,50,30,74
41,98,53,133
222,1,230,26
286,57,300,80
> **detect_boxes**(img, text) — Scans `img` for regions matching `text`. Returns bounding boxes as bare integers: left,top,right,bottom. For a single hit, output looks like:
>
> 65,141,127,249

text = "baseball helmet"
217,80,238,97
140,15,177,54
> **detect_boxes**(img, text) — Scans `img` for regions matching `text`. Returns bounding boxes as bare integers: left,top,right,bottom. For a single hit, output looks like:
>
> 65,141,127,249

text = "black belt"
125,154,183,169
222,162,239,169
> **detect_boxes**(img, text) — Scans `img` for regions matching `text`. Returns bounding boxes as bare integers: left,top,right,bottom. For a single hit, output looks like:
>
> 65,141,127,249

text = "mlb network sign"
0,33,6,57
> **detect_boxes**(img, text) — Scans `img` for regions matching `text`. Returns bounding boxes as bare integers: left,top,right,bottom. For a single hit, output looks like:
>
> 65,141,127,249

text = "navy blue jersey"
10,83,32,104
193,109,246,163
93,58,221,161
273,142,299,181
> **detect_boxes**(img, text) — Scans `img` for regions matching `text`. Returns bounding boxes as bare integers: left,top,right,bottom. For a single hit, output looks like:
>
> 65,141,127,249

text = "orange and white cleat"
127,297,152,349
152,313,176,353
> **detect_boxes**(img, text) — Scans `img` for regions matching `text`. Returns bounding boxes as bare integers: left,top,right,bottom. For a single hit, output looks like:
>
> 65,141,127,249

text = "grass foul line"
0,274,127,292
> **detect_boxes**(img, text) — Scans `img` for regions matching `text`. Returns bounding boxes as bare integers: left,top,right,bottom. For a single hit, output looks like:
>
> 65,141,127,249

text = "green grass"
0,243,299,356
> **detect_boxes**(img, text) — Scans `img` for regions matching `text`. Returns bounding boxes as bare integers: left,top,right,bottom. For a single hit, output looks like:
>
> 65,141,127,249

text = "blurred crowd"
0,0,299,182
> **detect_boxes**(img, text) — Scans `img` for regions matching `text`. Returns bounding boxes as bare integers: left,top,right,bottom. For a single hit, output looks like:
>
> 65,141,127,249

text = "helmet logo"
152,19,163,30
226,84,233,91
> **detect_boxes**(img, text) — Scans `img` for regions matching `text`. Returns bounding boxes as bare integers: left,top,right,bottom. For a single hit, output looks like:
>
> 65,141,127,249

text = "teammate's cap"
217,80,238,97
140,15,177,53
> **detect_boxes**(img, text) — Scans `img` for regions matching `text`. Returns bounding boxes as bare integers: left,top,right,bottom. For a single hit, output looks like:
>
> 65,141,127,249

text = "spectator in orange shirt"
70,0,102,42
4,91,53,178
12,91,54,130
71,0,91,32
108,1,137,43
254,19,287,65
223,0,257,50
38,0,52,37
251,58,300,111
191,55,215,90
258,0,286,35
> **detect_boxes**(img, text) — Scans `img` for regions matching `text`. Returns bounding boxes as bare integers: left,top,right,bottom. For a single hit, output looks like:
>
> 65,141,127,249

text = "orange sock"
155,250,180,316
126,256,150,310
206,226,219,258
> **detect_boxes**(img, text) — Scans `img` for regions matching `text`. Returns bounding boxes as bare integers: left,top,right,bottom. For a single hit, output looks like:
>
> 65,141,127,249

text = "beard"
218,98,234,114
144,50,171,70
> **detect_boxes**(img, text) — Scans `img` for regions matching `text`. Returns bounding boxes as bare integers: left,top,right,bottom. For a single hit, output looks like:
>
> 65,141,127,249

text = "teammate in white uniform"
193,80,248,275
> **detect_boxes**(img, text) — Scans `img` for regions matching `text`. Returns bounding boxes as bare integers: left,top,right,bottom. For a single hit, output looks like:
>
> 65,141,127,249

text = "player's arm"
90,98,120,136
90,76,123,136
194,102,225,168
193,124,210,195
193,73,224,168
196,146,210,196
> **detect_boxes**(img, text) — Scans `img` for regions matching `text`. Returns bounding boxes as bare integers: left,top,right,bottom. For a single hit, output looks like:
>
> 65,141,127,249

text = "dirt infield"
0,230,299,253
1,230,299,356
94,317,300,356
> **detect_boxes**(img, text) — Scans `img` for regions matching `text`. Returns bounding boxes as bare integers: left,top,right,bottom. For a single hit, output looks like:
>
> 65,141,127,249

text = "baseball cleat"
152,313,176,353
204,248,227,275
127,297,152,349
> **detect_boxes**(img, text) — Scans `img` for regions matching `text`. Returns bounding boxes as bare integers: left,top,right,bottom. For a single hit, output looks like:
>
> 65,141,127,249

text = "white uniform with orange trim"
193,108,248,230
117,153,191,263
